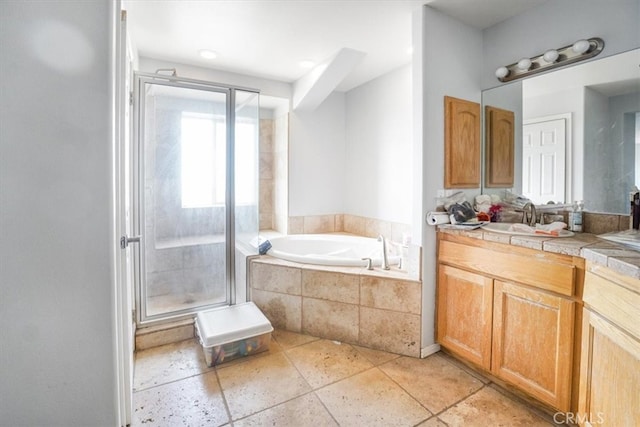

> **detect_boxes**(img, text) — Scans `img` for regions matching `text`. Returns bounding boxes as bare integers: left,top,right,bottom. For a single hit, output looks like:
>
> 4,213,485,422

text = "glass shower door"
135,76,233,323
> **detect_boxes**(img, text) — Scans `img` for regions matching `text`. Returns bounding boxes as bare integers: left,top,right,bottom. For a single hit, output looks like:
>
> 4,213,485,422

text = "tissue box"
195,302,273,367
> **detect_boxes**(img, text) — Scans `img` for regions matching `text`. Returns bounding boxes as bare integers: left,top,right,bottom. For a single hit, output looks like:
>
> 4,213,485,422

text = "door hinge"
129,91,134,106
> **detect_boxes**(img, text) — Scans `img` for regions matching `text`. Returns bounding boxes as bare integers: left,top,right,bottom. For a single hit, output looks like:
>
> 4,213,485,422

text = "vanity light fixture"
495,37,604,82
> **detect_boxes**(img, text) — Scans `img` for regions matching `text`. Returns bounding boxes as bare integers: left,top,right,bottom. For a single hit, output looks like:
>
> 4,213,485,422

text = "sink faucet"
523,202,537,226
377,235,390,270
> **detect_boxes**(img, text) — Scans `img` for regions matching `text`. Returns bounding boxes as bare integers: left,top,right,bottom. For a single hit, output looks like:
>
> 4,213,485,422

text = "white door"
522,118,567,204
115,8,134,426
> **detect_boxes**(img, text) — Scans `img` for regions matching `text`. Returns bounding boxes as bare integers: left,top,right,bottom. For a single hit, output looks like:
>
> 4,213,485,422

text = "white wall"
288,93,347,216
0,1,117,425
482,0,640,90
420,6,483,349
344,65,412,224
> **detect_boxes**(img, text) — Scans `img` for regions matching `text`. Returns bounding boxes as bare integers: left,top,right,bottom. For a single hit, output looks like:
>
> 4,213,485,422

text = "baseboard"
420,342,441,358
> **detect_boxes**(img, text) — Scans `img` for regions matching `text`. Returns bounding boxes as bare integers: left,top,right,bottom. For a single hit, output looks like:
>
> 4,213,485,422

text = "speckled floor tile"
233,393,337,426
352,344,401,366
286,339,373,388
380,353,484,414
133,339,211,391
438,386,552,426
316,367,432,426
131,370,228,427
417,417,449,427
272,328,320,349
216,351,311,420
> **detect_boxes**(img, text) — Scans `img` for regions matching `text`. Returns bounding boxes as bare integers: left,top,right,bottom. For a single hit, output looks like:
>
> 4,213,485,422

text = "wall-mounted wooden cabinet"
484,105,515,188
437,233,582,411
444,96,480,188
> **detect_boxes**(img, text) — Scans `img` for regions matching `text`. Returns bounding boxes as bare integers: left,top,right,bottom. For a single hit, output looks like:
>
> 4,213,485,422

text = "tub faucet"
523,202,537,227
377,235,390,270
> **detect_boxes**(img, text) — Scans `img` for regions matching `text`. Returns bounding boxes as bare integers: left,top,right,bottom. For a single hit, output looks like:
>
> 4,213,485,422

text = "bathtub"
266,234,399,267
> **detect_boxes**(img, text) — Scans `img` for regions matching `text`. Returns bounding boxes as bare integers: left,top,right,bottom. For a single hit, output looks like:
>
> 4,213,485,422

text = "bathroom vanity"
437,231,582,411
436,228,640,422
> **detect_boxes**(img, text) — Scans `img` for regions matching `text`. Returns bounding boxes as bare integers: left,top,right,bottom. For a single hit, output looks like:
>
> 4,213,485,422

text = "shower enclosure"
131,73,259,324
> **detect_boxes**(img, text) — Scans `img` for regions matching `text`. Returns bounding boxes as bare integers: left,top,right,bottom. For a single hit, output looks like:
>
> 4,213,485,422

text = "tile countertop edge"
437,227,640,280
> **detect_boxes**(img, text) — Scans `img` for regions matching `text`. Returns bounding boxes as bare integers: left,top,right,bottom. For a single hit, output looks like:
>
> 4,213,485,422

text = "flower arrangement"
489,204,502,222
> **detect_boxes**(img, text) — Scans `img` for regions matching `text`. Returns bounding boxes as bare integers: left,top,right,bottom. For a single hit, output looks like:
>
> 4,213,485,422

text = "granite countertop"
438,226,640,280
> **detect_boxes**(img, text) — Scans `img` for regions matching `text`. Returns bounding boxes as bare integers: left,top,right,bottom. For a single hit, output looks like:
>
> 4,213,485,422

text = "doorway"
522,114,570,204
131,73,259,325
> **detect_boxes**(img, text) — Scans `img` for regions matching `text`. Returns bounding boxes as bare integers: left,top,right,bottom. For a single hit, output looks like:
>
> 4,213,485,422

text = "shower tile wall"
273,114,289,234
259,114,289,233
259,119,274,230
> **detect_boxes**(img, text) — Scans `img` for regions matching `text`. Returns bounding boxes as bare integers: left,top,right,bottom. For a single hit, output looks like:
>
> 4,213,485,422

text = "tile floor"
132,330,560,426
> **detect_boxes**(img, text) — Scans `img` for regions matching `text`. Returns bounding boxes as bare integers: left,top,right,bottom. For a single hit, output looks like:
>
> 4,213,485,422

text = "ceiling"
124,0,549,92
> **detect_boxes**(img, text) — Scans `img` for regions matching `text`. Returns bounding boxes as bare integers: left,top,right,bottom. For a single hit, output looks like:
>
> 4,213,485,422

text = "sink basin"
598,229,640,250
481,222,575,237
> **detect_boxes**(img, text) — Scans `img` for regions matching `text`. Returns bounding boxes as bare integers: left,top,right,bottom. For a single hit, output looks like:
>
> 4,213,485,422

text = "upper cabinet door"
485,106,515,188
444,96,481,188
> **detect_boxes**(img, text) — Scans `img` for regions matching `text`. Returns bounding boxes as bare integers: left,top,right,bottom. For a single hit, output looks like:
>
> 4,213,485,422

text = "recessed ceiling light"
199,49,218,59
298,59,315,69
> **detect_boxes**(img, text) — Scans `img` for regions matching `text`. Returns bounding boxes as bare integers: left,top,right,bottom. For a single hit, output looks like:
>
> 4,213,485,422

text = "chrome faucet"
523,202,537,226
377,235,390,270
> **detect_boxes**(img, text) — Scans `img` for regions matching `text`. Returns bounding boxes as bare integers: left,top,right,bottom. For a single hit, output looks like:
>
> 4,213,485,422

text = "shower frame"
132,72,260,325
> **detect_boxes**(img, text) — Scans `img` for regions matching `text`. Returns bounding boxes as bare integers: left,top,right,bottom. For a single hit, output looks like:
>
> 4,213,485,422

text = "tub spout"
377,235,390,270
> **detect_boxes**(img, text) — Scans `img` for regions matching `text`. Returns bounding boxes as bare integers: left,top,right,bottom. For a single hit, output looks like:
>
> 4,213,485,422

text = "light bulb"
495,66,509,79
543,49,559,63
517,58,532,71
572,39,591,54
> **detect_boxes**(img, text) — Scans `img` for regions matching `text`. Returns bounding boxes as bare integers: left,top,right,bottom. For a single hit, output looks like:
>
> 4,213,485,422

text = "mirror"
482,48,640,214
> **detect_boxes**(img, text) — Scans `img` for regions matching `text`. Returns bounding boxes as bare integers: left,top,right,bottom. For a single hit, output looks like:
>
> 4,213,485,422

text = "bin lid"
196,302,273,347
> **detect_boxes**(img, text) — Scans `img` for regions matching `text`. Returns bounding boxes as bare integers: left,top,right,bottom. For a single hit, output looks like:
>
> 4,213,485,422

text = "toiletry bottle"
569,201,583,232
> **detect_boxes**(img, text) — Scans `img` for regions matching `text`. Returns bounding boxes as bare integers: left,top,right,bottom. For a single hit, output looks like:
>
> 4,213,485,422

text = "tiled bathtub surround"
249,257,422,357
286,213,412,244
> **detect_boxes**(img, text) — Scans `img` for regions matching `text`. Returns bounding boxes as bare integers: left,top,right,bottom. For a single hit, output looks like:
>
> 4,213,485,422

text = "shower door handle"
120,235,141,249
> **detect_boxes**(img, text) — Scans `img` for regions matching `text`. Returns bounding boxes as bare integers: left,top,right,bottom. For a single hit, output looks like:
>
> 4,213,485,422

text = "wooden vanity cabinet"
578,263,640,426
436,232,581,411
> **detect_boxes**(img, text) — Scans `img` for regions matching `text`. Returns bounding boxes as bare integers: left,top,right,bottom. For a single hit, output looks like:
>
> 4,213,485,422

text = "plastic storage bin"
195,302,273,367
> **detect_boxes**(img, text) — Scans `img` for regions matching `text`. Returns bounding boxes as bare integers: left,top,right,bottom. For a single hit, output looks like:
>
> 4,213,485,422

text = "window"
181,112,257,208
181,112,225,208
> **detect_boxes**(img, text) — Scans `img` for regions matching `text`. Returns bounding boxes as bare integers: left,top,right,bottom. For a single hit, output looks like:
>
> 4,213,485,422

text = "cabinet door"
444,96,481,188
578,309,640,427
437,264,493,369
492,281,574,411
484,105,515,188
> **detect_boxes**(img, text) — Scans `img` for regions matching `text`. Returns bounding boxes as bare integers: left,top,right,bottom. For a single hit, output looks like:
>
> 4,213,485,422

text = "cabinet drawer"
584,267,640,340
439,240,575,296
